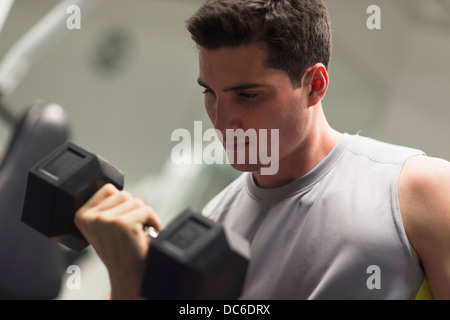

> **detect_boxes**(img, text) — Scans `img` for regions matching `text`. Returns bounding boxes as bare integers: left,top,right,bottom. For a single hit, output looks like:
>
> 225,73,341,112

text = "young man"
74,0,450,299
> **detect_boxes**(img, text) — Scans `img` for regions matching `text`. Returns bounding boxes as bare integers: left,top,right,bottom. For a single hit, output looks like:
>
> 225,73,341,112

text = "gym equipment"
0,0,105,96
141,207,250,300
21,142,250,299
0,102,69,299
0,0,106,299
21,141,124,252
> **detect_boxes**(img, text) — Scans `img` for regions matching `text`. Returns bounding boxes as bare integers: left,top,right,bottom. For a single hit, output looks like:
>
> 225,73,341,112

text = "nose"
210,97,241,135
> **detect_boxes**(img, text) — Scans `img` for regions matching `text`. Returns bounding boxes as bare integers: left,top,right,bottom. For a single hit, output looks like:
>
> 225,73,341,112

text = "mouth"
225,140,250,152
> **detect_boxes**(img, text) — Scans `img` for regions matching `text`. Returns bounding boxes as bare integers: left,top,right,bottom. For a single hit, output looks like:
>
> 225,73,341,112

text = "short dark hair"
186,0,332,87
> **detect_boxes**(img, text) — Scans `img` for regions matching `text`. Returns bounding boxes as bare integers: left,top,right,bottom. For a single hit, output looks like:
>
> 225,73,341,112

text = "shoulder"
399,155,450,299
399,155,450,243
399,155,450,210
347,134,424,163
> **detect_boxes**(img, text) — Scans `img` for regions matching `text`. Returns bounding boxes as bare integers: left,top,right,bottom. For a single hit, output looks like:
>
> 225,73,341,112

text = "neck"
253,106,342,189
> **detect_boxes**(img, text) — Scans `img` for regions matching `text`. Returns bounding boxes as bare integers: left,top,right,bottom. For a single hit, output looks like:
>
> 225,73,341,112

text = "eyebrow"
197,78,269,92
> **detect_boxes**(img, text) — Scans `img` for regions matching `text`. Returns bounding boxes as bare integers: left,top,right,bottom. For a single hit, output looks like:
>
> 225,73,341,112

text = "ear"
303,63,329,107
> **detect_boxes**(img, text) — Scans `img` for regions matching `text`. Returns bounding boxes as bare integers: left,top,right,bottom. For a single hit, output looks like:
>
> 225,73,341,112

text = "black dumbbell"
21,141,250,299
21,142,124,252
141,207,250,300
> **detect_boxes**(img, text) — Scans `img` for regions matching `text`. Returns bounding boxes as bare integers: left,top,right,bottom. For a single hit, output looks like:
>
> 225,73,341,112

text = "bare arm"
399,155,450,299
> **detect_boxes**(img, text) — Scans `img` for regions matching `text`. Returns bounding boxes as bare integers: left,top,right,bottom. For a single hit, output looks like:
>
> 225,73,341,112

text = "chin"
230,163,262,173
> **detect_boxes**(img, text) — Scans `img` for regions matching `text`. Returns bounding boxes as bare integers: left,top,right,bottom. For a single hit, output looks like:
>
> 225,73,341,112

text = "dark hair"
186,0,332,87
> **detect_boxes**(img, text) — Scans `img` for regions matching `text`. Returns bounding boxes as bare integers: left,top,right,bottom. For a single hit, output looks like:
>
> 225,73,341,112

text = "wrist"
108,271,146,300
110,282,146,300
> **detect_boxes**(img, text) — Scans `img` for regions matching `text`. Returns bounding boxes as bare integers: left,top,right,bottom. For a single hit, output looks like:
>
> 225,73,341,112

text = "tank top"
202,133,426,299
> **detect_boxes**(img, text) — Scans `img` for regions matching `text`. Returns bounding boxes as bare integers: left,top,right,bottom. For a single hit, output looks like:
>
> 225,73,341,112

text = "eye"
202,88,215,95
239,92,258,98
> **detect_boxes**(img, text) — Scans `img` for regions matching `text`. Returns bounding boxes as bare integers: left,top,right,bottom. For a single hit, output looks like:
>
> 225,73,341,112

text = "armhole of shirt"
391,154,428,299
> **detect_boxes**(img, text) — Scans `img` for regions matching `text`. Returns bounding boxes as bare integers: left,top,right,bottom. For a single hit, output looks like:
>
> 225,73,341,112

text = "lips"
225,140,250,151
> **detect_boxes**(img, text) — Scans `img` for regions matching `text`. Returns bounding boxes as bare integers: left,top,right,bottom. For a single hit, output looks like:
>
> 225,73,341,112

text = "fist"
74,184,162,299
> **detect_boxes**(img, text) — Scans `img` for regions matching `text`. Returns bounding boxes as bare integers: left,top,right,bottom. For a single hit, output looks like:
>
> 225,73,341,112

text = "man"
74,0,450,299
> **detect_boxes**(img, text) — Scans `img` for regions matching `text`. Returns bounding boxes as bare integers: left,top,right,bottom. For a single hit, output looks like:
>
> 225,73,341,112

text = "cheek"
204,97,216,123
274,96,306,149
270,93,304,128
278,118,301,146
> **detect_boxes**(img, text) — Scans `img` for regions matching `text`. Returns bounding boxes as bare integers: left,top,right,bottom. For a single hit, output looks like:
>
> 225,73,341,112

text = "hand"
74,184,162,299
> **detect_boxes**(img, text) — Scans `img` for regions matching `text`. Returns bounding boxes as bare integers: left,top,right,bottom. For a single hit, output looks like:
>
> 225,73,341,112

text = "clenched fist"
74,184,162,299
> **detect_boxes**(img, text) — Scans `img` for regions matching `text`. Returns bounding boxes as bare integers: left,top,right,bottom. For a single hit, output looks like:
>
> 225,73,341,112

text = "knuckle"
96,211,115,225
101,183,119,196
74,206,95,229
143,205,162,230
117,190,133,202
101,210,130,226
134,198,145,207
140,202,154,214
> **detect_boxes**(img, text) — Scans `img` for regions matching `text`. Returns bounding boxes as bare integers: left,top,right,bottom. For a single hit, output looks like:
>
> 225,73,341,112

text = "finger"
83,183,120,209
126,204,162,233
94,190,134,212
103,197,145,217
75,184,120,225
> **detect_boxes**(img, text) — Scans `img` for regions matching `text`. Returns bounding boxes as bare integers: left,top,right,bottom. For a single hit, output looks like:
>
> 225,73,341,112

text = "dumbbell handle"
144,226,160,239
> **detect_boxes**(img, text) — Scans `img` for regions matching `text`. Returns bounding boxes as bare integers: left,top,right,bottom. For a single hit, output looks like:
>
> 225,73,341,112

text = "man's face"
197,44,311,174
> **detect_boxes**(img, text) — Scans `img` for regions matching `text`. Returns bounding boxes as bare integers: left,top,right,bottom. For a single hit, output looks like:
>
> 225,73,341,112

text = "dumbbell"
21,141,250,299
141,206,250,299
21,142,124,251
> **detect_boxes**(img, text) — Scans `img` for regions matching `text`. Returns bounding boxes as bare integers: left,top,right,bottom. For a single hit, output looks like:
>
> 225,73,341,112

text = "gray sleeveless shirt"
202,134,425,299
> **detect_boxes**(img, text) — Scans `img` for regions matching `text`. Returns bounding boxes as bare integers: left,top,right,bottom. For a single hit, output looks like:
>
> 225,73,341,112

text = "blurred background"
0,0,448,299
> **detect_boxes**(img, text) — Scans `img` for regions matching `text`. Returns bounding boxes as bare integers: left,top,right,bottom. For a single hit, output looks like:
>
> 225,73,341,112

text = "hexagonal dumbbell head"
140,208,251,300
21,142,124,252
